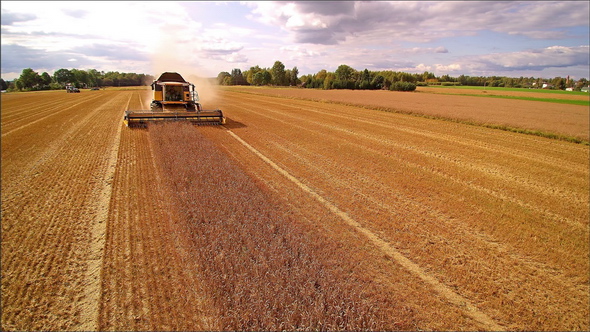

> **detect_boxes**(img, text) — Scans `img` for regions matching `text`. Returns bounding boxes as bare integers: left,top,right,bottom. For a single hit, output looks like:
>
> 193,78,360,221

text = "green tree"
315,69,327,82
217,71,231,85
71,68,90,87
261,69,272,85
271,61,286,86
323,72,335,90
251,69,272,86
552,77,566,90
17,68,42,89
53,68,74,85
14,79,23,90
390,81,416,91
359,69,372,89
0,78,7,90
252,71,264,86
334,64,357,89
335,64,354,82
310,69,327,89
289,66,299,86
231,68,246,85
245,65,262,85
103,71,122,86
371,74,385,89
40,72,52,86
87,69,102,87
423,71,435,80
299,74,311,87
575,78,588,90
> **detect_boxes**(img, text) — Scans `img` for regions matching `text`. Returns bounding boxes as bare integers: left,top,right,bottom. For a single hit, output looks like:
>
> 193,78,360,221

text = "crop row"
147,122,406,330
206,90,589,330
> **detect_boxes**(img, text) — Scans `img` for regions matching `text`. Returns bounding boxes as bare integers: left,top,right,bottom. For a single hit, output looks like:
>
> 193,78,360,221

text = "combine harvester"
124,72,225,127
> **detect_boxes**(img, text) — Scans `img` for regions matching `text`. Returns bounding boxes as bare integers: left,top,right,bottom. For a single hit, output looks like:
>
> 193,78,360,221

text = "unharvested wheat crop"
148,122,408,330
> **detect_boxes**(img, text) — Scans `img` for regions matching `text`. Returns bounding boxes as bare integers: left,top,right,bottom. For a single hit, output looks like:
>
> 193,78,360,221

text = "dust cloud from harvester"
149,34,220,109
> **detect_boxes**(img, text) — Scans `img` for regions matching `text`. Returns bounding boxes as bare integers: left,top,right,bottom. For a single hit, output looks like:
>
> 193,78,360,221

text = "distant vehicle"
65,83,80,93
90,87,100,91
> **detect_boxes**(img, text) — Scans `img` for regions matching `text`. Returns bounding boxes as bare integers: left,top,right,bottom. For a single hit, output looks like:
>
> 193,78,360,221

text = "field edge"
223,87,589,145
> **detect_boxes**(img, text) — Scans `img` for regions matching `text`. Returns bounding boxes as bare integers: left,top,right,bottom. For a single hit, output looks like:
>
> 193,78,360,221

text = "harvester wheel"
186,102,197,111
150,101,163,112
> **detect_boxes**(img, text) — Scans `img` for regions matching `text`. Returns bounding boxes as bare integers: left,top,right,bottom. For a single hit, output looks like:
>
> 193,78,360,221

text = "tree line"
1,68,155,91
218,61,589,92
217,61,300,87
3,63,588,92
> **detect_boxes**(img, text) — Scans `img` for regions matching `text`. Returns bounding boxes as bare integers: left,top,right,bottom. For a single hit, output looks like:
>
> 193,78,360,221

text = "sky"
1,1,589,81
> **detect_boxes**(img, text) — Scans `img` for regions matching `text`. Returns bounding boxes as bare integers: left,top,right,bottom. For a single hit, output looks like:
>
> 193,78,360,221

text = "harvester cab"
124,72,225,127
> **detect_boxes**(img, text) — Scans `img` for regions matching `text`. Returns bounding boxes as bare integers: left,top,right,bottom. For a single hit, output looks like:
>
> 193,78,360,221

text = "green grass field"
420,85,589,106
422,85,589,95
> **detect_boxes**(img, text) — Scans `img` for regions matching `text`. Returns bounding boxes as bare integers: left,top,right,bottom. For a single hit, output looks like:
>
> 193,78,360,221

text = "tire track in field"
1,91,131,330
226,128,505,331
231,92,587,175
275,106,587,228
228,89,588,156
98,103,211,330
255,95,587,209
76,94,128,331
228,101,585,230
233,102,589,302
1,93,72,119
223,103,587,329
224,95,588,227
229,97,586,222
1,93,104,137
1,93,131,201
1,97,64,123
236,103,587,277
263,131,588,309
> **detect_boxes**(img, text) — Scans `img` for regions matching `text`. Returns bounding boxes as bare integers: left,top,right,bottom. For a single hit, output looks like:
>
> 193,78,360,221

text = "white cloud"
224,53,249,63
1,1,588,79
1,9,36,25
404,47,449,55
1,2,198,53
415,64,432,72
246,1,589,46
434,63,462,73
508,30,569,40
199,42,244,55
280,45,326,59
433,45,590,78
476,45,589,70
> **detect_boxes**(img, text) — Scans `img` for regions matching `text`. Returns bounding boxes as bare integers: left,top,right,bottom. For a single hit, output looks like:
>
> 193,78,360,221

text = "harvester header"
124,72,225,127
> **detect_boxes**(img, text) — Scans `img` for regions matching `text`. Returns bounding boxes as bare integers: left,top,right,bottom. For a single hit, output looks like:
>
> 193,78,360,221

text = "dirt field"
225,86,589,141
2,87,588,331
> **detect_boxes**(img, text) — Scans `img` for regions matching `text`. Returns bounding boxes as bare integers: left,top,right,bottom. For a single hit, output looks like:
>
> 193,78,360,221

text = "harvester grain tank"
124,72,225,126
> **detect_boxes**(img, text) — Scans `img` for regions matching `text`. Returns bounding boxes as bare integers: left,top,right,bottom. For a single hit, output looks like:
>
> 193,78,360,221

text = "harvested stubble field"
1,87,588,331
226,86,589,142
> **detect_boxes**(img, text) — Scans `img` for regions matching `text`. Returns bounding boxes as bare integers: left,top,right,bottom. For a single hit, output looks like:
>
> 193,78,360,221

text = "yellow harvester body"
124,72,225,126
